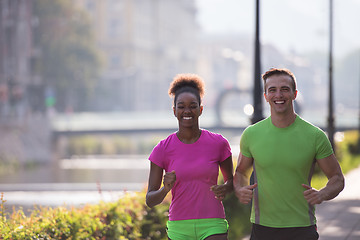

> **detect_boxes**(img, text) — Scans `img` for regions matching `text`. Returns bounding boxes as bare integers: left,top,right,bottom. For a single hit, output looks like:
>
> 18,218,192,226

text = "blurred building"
74,0,199,111
0,0,50,163
0,0,34,119
196,33,253,107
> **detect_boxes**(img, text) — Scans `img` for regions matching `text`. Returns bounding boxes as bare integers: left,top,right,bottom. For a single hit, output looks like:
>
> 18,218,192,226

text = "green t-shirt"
240,116,333,228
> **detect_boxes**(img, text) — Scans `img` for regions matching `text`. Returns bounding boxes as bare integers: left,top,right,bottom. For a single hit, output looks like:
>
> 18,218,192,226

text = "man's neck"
270,111,297,128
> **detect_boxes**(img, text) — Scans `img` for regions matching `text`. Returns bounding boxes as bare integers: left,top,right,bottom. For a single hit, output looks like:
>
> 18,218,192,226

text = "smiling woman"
146,73,234,240
169,74,204,142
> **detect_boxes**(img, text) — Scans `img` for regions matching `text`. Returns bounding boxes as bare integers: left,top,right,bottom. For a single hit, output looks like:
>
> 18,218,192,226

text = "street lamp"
327,0,335,150
358,53,360,152
251,0,264,124
250,0,263,185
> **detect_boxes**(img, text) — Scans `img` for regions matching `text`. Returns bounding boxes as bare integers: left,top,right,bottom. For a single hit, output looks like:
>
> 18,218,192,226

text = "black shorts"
250,224,319,240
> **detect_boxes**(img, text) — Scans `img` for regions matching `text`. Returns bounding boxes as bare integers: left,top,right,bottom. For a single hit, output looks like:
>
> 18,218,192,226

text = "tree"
33,0,102,112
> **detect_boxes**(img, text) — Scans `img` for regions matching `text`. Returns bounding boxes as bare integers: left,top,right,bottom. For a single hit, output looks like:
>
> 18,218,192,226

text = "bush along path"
1,131,358,239
0,191,169,240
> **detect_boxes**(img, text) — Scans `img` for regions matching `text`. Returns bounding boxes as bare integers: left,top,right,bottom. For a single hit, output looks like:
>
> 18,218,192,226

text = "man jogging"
234,68,344,240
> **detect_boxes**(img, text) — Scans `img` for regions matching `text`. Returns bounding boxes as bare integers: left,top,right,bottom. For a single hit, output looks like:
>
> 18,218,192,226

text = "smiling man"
233,68,345,240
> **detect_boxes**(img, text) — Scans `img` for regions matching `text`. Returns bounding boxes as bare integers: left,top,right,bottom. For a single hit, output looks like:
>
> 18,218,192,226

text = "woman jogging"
146,73,234,240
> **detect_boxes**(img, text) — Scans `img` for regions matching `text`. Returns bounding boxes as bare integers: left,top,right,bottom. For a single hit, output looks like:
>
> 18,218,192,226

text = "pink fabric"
149,129,231,221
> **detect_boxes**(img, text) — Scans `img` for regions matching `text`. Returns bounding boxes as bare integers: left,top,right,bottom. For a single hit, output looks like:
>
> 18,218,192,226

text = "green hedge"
0,192,169,240
0,191,250,240
1,131,359,239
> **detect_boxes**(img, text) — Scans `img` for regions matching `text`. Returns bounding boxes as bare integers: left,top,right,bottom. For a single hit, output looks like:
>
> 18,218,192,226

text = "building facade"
0,0,36,119
0,0,50,164
75,0,199,111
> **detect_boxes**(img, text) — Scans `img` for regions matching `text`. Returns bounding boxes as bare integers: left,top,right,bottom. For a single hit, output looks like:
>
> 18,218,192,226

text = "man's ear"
173,105,176,117
264,92,269,103
200,105,203,116
293,90,298,100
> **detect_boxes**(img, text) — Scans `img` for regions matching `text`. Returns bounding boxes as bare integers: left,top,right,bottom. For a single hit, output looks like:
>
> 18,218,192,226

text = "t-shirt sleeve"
315,128,334,159
240,126,252,158
149,141,165,169
219,135,232,162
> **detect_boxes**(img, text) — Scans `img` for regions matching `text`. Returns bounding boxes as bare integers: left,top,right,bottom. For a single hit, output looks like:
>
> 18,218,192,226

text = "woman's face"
173,92,203,128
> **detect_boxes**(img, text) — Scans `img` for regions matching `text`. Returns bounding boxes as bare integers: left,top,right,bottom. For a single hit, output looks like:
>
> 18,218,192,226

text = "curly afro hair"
168,73,205,106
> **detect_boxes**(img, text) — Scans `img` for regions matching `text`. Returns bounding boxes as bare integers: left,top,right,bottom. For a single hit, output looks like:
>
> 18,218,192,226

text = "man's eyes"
268,88,290,92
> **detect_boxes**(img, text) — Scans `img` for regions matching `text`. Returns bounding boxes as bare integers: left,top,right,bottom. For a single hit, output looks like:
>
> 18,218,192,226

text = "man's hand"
302,184,325,205
234,183,257,204
163,170,176,193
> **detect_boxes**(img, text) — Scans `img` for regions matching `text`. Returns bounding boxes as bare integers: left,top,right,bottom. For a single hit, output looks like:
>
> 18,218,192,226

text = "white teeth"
183,117,192,120
275,101,285,104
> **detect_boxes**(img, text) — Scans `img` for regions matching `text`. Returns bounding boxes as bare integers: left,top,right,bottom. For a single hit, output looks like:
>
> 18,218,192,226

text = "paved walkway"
316,166,360,240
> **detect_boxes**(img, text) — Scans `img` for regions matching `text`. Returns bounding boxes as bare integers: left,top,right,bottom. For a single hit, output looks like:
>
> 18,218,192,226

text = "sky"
195,0,360,57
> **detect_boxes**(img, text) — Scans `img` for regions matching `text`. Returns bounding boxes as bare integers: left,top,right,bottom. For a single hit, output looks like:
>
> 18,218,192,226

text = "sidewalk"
316,165,360,240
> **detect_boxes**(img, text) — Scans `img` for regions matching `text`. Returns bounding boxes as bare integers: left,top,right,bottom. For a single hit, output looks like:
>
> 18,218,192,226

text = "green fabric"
166,218,228,240
240,116,333,228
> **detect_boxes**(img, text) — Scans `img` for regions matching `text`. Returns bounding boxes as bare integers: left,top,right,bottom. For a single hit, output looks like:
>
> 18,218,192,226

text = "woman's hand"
163,170,176,193
210,181,233,201
146,164,175,208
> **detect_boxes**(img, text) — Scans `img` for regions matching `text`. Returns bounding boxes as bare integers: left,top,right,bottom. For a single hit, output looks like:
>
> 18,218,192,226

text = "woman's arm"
210,156,234,200
146,162,176,208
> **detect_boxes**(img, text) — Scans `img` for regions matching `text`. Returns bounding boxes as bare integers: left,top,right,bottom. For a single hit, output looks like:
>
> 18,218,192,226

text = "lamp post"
327,0,335,150
250,0,263,185
251,0,264,125
358,53,360,152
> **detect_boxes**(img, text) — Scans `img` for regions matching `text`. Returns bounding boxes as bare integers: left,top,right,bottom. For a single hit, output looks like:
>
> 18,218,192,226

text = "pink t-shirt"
149,129,231,221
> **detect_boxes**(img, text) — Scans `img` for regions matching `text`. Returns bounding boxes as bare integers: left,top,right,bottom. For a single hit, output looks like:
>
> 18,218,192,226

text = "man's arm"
303,153,345,205
233,153,257,204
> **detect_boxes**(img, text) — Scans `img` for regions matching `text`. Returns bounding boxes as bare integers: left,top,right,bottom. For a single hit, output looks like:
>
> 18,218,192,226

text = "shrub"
0,191,169,240
223,193,252,239
1,131,358,239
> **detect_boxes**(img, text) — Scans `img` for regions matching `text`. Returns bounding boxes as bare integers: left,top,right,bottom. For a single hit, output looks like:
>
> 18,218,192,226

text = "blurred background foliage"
33,0,102,112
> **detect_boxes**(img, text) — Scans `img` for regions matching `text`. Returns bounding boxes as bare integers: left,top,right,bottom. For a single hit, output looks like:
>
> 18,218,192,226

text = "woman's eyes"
177,105,198,109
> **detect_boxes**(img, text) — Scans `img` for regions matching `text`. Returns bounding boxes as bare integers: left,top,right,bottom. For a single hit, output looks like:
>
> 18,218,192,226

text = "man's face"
264,74,297,114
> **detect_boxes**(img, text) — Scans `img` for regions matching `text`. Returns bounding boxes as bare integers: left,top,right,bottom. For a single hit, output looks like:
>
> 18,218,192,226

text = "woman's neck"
177,128,202,144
